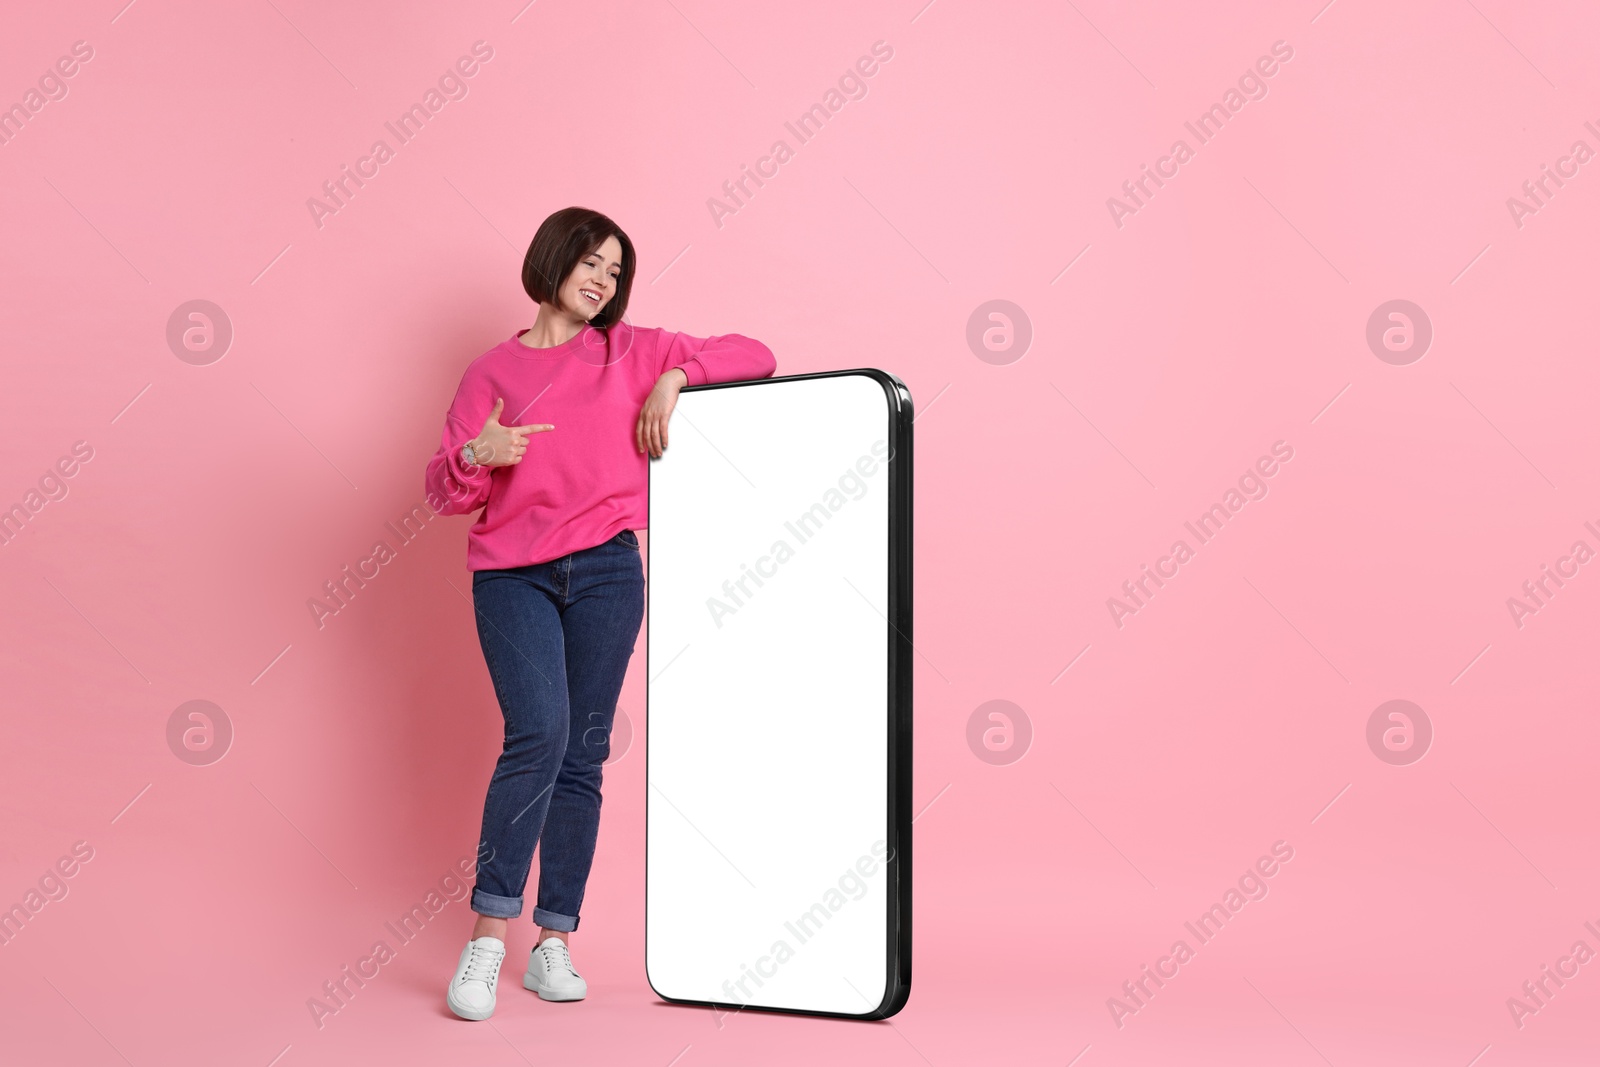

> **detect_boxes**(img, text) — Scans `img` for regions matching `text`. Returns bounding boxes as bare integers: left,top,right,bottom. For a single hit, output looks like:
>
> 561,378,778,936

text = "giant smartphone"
644,369,912,1020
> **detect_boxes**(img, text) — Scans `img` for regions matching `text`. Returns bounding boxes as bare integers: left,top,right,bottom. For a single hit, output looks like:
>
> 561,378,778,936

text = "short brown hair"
521,207,635,329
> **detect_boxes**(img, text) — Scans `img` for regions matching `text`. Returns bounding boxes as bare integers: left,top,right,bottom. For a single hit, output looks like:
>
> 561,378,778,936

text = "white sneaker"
523,935,587,1001
446,936,506,1020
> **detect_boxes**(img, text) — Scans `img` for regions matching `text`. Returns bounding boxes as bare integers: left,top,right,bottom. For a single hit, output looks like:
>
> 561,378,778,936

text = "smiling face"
556,235,623,321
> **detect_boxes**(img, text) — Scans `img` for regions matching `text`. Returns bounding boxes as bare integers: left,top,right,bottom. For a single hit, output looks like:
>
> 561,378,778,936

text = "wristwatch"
461,440,479,466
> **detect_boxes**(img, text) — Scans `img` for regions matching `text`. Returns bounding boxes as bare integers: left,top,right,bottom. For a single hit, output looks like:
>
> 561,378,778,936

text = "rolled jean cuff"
471,888,522,919
533,906,578,933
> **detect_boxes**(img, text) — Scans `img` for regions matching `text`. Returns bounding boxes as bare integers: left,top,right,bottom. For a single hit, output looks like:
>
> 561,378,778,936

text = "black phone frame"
643,367,913,1021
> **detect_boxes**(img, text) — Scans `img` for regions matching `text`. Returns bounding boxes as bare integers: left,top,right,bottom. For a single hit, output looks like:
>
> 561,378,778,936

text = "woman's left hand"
637,368,688,457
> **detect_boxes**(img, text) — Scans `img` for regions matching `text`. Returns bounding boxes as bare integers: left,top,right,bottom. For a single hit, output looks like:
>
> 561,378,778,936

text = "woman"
424,206,776,1020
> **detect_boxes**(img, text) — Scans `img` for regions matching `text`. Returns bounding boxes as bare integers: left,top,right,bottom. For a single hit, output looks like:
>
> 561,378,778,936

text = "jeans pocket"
614,529,640,550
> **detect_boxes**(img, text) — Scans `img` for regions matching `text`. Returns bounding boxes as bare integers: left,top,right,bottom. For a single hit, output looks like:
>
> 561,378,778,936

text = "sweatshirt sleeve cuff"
446,440,493,485
677,358,708,388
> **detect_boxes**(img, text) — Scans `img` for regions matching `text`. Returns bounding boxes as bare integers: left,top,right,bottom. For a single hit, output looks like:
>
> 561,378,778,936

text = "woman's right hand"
470,396,554,467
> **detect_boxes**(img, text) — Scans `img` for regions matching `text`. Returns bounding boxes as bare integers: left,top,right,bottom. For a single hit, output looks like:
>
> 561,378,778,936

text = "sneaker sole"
446,989,496,1021
523,971,586,1001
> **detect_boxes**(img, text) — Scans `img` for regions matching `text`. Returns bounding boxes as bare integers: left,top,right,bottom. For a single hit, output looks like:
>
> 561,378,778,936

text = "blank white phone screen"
646,373,894,1016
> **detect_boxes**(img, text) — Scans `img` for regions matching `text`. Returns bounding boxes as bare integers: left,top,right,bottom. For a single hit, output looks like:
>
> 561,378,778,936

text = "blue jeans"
468,529,645,932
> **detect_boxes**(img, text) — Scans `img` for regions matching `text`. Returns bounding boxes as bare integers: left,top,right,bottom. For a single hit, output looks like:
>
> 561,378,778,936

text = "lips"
579,288,603,305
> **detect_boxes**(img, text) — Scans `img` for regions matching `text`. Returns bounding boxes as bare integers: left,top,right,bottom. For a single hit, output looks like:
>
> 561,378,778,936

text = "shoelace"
462,943,504,985
538,940,578,977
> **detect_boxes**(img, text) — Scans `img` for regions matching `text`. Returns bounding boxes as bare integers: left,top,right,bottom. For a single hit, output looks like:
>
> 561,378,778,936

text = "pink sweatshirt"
424,323,777,570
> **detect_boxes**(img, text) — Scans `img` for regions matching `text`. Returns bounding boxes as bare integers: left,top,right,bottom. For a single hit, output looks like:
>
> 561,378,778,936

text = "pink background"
3,0,1598,1064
